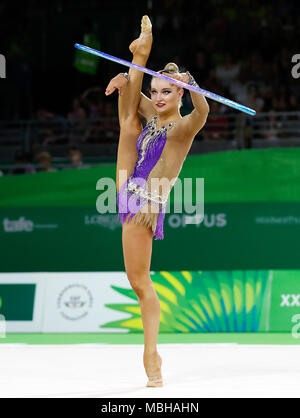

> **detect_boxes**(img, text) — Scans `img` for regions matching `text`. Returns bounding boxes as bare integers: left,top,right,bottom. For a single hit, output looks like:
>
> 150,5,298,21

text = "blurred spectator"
204,70,227,104
230,69,249,104
265,111,281,141
247,84,264,113
190,52,211,82
215,53,240,89
81,86,104,120
271,86,297,112
245,53,264,84
34,109,68,146
261,86,274,112
67,98,88,143
35,151,57,172
67,98,86,124
203,102,229,140
82,101,118,143
8,151,36,175
98,102,119,139
89,99,105,121
67,146,89,169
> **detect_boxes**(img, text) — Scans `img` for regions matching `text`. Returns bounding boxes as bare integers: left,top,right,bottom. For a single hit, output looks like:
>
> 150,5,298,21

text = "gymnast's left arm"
187,72,210,133
162,71,210,136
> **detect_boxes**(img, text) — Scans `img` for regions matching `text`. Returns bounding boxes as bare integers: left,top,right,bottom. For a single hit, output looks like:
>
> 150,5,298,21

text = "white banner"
42,272,133,332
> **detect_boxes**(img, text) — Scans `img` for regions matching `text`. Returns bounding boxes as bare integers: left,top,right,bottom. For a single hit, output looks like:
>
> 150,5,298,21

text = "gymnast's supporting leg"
122,220,163,386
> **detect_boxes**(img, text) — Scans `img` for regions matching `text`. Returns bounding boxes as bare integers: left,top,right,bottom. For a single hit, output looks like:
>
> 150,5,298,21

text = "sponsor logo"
3,217,34,232
57,284,93,321
255,216,300,225
84,215,121,230
3,217,58,232
85,213,226,229
168,213,227,228
281,294,300,307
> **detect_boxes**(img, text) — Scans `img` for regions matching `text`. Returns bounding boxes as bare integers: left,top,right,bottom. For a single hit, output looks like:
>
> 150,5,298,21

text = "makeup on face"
150,82,177,108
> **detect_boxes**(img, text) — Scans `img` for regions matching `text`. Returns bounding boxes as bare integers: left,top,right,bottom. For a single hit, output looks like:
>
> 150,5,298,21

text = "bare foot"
143,351,162,379
129,15,152,57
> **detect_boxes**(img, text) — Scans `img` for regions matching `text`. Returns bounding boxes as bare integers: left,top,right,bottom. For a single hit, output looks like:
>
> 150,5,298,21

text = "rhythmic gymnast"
105,15,209,387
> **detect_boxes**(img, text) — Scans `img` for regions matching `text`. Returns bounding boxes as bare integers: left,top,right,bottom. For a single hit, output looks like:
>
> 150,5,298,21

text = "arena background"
0,0,300,398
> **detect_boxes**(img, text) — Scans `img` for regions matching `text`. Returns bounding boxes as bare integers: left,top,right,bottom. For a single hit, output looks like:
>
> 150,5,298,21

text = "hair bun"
163,62,179,73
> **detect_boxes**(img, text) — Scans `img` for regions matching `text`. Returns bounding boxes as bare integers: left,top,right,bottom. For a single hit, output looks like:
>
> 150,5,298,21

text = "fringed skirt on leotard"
117,176,167,240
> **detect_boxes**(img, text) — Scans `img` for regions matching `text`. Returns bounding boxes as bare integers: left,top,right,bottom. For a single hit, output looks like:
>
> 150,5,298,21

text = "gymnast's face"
150,78,183,113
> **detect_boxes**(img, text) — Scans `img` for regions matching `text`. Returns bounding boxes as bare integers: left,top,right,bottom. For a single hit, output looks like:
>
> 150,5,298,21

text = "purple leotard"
117,115,176,240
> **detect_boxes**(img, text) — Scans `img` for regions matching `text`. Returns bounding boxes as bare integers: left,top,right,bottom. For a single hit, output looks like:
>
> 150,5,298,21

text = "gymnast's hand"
105,73,128,96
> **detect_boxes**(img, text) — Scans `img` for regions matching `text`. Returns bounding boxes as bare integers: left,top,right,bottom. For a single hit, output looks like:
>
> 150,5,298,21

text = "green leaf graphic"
100,270,272,333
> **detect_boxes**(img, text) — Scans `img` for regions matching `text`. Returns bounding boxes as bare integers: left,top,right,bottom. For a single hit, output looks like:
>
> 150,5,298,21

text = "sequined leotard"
117,114,184,240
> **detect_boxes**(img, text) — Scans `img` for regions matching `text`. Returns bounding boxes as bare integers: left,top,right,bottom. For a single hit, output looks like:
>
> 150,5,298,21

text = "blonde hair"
153,62,183,109
36,151,51,162
158,62,179,74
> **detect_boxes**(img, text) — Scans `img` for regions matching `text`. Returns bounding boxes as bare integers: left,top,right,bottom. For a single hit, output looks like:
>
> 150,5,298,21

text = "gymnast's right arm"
105,74,155,121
